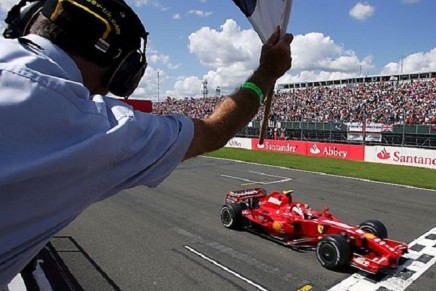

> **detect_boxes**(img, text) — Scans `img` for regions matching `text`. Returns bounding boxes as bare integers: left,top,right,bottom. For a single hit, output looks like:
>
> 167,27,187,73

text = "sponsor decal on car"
268,197,282,205
355,256,370,267
323,220,354,229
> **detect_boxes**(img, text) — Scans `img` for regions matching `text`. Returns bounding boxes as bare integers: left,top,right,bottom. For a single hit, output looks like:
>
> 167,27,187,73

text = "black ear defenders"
3,0,45,38
41,0,148,98
107,39,148,97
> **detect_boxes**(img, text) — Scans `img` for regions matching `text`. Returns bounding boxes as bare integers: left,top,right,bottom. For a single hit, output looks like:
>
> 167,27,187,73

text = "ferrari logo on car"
318,224,324,234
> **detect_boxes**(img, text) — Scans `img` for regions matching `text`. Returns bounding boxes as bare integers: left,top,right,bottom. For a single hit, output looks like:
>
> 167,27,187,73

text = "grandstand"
277,71,436,90
154,71,436,149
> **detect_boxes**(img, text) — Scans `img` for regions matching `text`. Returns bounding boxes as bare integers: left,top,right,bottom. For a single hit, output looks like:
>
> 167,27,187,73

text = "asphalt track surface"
32,156,436,291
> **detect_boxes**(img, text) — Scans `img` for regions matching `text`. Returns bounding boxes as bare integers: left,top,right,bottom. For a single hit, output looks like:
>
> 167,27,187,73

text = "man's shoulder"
0,37,84,95
0,37,25,59
0,37,52,72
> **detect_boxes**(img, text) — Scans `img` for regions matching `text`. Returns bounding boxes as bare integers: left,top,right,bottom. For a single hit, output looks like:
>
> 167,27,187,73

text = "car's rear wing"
225,188,267,204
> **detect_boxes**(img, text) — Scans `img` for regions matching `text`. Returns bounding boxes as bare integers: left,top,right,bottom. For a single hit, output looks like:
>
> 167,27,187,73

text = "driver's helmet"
282,190,294,203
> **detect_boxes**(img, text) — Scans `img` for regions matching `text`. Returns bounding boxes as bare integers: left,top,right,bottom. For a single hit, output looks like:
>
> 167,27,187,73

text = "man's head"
5,0,149,97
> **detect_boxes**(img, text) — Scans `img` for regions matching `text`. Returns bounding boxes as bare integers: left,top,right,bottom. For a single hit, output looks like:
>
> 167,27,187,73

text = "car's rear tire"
316,234,351,270
220,203,244,229
359,219,388,239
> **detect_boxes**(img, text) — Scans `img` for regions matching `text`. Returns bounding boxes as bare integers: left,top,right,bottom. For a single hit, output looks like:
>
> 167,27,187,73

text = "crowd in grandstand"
154,79,436,125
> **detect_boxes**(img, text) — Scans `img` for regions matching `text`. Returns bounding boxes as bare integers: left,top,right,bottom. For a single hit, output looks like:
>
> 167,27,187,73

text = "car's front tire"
359,219,388,239
316,234,351,270
220,203,244,229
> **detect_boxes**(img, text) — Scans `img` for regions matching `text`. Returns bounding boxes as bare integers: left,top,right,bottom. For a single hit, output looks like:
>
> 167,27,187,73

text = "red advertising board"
120,99,153,113
251,139,306,155
251,139,365,161
305,142,364,161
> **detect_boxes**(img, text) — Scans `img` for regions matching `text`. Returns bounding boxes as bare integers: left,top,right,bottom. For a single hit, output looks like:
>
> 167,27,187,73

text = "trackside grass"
205,148,436,190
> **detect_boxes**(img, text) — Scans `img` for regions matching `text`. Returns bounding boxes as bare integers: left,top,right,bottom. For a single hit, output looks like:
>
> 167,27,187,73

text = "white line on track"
220,170,292,185
205,156,436,192
184,245,269,291
220,174,258,184
248,171,293,184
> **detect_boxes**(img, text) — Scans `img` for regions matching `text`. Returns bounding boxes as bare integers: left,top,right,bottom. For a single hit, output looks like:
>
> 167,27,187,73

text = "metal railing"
238,121,436,149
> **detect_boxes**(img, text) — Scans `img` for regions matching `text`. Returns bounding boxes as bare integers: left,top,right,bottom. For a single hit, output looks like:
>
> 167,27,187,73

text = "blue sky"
1,0,435,101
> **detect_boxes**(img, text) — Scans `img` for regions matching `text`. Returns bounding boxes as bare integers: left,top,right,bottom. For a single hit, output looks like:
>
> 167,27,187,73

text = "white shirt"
0,35,194,285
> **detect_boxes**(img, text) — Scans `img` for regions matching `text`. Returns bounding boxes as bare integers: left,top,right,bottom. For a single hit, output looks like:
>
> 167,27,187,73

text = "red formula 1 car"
220,188,408,274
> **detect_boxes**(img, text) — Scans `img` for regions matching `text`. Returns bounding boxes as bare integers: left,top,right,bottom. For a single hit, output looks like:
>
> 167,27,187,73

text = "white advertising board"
365,146,436,169
225,137,252,150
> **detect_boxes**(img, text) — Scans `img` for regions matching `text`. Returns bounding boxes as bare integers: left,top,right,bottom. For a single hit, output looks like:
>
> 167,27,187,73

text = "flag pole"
258,86,274,145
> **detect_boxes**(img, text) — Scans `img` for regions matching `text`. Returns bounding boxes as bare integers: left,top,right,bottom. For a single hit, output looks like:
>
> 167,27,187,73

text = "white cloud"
0,0,17,13
277,71,359,85
349,2,375,21
171,76,204,98
160,20,378,99
187,10,213,18
165,19,261,98
188,19,260,68
0,2,13,35
381,47,436,75
129,65,164,101
291,32,373,73
130,0,168,11
148,50,180,70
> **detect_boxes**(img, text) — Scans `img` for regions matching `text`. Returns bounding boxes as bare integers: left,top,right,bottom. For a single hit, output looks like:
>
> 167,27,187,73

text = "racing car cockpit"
289,202,316,220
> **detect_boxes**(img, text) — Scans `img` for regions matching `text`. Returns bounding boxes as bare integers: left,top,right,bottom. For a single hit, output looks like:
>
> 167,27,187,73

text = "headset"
3,0,44,38
3,0,148,98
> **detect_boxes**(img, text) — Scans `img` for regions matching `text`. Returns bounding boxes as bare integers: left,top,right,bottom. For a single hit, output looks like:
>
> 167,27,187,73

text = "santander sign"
376,148,436,167
252,140,365,161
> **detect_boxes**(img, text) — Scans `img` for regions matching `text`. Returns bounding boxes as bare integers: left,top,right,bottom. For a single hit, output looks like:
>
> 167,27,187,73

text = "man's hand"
255,27,293,145
262,27,293,79
251,27,293,94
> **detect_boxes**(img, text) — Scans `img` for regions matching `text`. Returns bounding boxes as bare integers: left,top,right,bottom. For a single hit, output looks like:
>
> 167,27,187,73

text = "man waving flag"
231,0,293,145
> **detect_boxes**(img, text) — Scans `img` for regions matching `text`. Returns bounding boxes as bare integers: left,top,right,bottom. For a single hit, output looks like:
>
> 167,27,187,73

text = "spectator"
0,0,293,286
154,78,435,126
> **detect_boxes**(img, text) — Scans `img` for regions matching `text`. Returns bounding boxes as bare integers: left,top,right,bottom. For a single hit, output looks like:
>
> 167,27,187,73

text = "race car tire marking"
184,245,269,291
327,227,436,291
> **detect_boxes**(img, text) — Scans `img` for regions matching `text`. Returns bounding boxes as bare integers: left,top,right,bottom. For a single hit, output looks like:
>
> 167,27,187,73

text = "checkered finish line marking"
328,227,436,291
